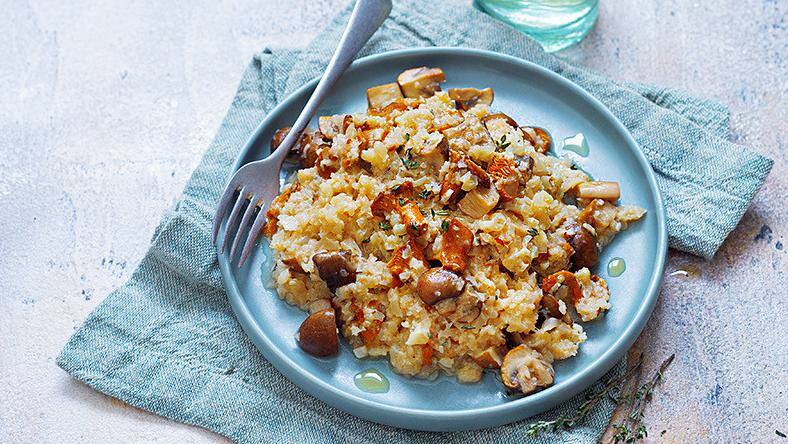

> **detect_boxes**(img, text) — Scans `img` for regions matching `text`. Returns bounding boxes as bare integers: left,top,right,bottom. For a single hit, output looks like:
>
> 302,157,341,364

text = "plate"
218,47,667,431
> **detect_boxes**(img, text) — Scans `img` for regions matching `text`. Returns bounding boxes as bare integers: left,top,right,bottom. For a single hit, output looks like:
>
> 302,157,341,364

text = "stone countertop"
0,0,784,442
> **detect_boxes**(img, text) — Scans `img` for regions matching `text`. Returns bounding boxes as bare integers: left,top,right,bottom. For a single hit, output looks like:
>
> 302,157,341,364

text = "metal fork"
211,0,392,266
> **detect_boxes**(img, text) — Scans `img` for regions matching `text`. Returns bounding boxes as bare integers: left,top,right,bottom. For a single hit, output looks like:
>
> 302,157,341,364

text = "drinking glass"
476,0,599,52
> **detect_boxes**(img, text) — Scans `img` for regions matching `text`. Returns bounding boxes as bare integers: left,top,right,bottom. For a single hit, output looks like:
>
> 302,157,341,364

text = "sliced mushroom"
448,87,494,111
473,346,505,369
487,154,520,201
575,181,620,201
417,267,465,305
458,185,500,219
521,126,552,153
482,112,519,130
439,218,474,273
271,127,325,169
312,251,356,292
297,308,339,357
540,294,573,325
516,155,535,185
397,67,445,98
542,270,583,304
366,82,404,109
566,224,599,270
500,344,555,394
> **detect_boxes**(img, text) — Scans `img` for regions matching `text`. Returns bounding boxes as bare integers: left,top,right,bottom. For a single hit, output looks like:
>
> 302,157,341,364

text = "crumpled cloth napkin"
58,1,773,443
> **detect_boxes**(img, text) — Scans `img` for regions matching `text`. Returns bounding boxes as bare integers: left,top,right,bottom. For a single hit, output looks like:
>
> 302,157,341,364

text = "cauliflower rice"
263,70,644,393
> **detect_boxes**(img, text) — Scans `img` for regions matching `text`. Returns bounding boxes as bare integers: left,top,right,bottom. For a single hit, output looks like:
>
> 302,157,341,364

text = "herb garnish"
610,354,675,443
361,237,371,243
527,228,539,237
398,197,406,206
496,134,511,152
418,189,432,199
391,184,401,192
399,148,419,170
404,133,410,141
441,220,450,231
524,353,672,440
379,220,392,231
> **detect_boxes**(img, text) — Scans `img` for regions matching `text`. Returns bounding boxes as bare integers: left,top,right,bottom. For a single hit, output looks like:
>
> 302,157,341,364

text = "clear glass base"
477,0,599,52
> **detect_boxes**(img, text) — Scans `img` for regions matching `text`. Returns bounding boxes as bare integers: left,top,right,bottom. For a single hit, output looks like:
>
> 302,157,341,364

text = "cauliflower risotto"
263,67,644,395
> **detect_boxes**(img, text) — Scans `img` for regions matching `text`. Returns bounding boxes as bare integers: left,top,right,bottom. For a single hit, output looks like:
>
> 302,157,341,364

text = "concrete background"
0,0,785,442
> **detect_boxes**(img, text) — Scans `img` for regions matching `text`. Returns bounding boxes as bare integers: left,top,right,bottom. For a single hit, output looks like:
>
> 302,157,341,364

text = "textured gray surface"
0,0,784,442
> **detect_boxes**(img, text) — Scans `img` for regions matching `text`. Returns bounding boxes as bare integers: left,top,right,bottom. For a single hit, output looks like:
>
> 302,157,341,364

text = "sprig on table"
524,354,645,437
523,353,674,441
610,354,675,443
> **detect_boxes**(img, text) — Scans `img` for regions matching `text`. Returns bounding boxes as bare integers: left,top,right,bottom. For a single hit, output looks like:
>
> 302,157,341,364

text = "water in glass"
477,0,598,52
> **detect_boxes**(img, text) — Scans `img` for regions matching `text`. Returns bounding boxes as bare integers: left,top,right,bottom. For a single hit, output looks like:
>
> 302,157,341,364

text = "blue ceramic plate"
218,47,667,431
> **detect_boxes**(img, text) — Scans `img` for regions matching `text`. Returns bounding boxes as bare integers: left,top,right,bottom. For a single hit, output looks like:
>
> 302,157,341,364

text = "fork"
211,0,392,266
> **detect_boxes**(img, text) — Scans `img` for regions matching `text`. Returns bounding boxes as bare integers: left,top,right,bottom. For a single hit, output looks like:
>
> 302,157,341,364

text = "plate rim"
218,47,667,431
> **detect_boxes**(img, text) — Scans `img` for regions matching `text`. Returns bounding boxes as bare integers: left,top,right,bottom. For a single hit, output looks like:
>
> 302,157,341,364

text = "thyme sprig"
610,354,675,443
524,354,645,437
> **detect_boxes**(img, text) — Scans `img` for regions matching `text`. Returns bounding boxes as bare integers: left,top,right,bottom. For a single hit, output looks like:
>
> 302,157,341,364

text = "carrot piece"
263,182,301,237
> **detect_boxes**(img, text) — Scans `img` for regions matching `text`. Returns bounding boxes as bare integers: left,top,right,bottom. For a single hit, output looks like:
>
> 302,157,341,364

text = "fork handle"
271,0,393,162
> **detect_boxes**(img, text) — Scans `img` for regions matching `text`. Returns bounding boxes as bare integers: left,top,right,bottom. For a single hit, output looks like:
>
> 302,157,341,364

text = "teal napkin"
58,1,772,443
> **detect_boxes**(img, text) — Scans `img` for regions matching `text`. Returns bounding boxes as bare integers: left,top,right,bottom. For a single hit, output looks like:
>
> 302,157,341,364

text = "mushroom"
297,308,339,357
397,67,445,98
540,294,573,325
366,82,404,109
457,185,500,219
312,251,356,292
448,87,494,110
521,126,552,153
516,155,534,185
417,267,465,305
270,126,324,168
434,289,481,323
482,112,519,130
565,224,599,270
500,344,555,394
575,181,620,201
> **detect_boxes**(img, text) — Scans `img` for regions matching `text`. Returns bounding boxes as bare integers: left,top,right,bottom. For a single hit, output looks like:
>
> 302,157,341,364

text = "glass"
476,0,599,52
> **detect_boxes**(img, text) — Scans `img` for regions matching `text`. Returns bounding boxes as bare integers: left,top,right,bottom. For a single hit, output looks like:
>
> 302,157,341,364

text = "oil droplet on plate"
563,133,589,157
354,369,389,393
607,257,626,277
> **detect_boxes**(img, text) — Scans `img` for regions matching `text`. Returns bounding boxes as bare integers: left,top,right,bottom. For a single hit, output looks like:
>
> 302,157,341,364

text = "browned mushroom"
521,126,552,153
457,185,500,219
297,308,339,357
270,127,325,169
417,267,465,305
312,251,356,292
565,223,599,270
500,344,554,394
448,87,494,111
366,83,404,109
575,181,620,201
516,155,535,185
439,218,474,273
540,294,573,325
397,67,445,98
482,112,519,130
